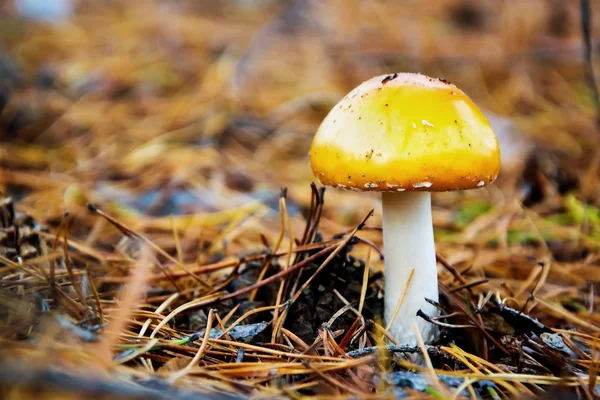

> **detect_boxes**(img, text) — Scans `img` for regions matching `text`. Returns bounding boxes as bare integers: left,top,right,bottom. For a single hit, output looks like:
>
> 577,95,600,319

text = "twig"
95,245,153,365
385,268,415,332
417,310,476,329
169,309,216,382
345,344,424,358
358,248,371,315
414,322,448,398
449,278,490,294
85,263,103,323
62,213,84,304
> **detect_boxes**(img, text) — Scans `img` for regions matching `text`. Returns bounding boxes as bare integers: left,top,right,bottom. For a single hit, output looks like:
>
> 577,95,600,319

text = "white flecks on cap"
421,120,434,128
413,182,432,188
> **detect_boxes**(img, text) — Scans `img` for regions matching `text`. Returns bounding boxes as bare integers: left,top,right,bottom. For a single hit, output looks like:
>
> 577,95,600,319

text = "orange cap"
309,73,501,192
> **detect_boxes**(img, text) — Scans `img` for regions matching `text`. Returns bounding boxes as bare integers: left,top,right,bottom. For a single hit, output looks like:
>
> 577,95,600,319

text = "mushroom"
309,73,500,345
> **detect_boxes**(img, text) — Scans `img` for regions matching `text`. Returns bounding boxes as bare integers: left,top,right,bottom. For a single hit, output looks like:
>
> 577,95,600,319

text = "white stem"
382,191,439,345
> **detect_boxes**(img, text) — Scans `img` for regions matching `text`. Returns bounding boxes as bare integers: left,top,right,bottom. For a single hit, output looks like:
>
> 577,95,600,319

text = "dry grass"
1,0,600,398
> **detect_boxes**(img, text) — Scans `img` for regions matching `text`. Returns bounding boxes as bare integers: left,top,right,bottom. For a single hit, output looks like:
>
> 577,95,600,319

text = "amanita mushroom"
309,73,500,344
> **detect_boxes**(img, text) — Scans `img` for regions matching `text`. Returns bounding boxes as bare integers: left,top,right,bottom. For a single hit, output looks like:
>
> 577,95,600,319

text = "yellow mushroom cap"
309,73,501,192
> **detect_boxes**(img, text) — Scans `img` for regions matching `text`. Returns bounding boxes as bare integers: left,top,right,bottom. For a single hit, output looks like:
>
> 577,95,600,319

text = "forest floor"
1,1,600,399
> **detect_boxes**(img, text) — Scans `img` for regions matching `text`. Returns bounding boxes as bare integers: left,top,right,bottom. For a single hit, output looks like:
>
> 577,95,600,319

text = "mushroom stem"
381,191,439,345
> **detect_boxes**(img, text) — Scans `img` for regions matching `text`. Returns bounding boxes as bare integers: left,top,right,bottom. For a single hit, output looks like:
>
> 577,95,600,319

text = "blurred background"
1,0,596,223
2,0,600,397
2,0,600,261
